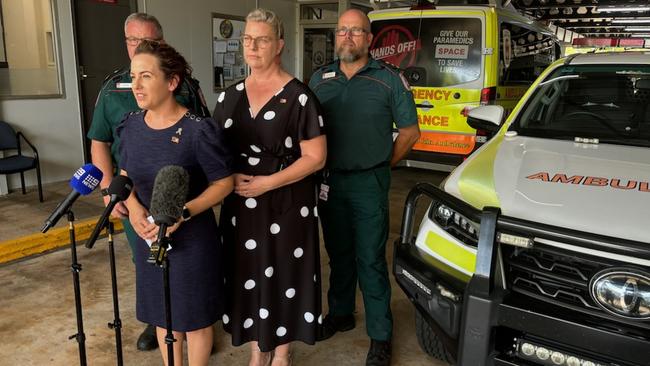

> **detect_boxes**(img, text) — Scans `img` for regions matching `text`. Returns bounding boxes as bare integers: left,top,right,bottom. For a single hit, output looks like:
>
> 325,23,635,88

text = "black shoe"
136,324,159,351
317,314,355,341
366,339,391,366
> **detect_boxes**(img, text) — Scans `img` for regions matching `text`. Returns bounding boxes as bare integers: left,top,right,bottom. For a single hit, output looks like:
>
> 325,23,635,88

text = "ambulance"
369,3,560,169
394,51,650,365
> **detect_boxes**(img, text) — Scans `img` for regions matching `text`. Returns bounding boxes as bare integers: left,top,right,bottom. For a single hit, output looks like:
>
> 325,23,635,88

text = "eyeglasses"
335,27,368,37
125,37,161,46
241,35,274,48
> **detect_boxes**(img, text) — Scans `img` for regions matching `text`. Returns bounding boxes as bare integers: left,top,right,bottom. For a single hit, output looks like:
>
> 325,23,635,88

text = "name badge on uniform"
322,71,336,79
319,183,330,201
116,82,132,89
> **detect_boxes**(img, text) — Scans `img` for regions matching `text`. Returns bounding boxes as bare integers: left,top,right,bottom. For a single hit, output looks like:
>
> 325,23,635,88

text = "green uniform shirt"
87,67,210,168
309,58,417,171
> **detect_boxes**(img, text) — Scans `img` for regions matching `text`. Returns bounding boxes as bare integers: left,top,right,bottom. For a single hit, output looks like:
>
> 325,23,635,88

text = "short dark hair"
134,40,191,93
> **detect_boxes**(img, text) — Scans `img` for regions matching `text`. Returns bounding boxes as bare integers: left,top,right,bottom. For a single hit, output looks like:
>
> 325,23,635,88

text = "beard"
336,43,368,63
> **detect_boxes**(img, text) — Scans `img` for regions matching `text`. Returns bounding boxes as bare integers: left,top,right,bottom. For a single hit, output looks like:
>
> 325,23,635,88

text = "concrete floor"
0,168,449,366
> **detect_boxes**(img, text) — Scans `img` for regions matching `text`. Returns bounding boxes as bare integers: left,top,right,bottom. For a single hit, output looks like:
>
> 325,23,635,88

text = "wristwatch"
101,188,110,197
181,205,192,222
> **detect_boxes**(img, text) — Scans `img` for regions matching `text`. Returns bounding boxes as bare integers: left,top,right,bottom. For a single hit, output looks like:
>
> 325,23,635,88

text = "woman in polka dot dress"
213,9,326,366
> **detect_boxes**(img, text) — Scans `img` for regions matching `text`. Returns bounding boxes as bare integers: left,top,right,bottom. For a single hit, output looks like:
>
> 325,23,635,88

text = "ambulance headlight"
430,203,479,246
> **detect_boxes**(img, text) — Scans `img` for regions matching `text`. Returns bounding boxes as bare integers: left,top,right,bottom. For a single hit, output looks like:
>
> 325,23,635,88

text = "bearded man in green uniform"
87,13,210,352
308,8,420,366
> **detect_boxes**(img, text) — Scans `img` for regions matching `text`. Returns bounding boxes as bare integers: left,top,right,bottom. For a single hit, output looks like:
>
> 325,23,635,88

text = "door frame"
71,0,137,162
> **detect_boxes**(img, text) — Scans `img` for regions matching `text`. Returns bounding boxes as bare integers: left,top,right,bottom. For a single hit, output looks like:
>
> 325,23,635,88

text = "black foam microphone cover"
150,166,189,226
108,175,134,201
85,175,134,249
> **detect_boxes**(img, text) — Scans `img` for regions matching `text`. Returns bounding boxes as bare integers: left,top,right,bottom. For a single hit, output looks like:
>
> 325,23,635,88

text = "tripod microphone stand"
66,210,87,366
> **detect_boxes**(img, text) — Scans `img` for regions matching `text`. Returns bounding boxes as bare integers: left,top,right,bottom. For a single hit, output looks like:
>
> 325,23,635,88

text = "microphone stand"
160,235,176,366
66,210,87,366
105,221,124,366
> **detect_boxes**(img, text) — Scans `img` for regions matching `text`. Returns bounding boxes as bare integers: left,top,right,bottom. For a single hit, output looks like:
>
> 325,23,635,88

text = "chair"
0,121,43,202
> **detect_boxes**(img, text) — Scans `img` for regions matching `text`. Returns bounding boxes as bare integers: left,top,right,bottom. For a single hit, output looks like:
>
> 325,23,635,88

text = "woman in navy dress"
214,9,327,366
118,40,233,366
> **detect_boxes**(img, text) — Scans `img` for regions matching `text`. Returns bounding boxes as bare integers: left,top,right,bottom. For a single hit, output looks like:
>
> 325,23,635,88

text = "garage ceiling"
511,0,650,38
367,0,650,38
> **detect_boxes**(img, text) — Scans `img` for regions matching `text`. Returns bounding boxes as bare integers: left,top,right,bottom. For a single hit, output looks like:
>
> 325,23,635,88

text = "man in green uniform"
308,8,420,366
87,13,210,351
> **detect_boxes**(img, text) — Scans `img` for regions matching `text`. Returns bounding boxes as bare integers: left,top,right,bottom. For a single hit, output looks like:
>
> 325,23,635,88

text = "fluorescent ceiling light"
598,7,650,12
612,19,650,24
625,27,650,31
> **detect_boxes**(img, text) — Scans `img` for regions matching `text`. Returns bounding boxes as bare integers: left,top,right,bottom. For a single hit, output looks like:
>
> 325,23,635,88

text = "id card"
319,183,329,201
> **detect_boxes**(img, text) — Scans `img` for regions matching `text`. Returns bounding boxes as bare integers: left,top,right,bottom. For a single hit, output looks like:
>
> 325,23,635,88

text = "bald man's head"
336,9,373,64
338,9,371,32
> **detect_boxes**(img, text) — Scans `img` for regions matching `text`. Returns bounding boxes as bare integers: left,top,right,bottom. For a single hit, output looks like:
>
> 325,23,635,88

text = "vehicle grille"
503,245,650,333
505,246,603,310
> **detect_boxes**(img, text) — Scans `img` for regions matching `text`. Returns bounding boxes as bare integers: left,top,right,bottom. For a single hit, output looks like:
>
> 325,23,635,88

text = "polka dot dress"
213,79,325,351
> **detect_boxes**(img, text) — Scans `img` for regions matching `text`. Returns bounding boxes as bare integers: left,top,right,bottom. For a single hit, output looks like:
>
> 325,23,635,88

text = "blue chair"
0,121,43,202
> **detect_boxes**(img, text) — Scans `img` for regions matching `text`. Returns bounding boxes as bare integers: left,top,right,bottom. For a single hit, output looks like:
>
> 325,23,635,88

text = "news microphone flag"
41,164,103,233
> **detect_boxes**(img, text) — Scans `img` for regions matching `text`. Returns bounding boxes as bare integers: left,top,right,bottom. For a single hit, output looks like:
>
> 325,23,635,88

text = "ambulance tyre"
415,308,454,363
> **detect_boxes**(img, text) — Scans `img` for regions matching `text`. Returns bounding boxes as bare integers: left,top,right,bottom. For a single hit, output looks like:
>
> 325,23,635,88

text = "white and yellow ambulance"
369,4,560,169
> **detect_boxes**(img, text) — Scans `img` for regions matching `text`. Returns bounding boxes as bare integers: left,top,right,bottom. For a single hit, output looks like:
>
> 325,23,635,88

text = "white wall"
139,0,297,108
0,0,84,191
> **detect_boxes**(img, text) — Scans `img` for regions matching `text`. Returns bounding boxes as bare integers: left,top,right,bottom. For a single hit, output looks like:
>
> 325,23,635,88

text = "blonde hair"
246,8,284,39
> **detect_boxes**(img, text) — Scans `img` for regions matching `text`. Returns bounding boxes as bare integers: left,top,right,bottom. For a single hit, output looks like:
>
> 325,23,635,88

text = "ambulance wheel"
415,308,454,363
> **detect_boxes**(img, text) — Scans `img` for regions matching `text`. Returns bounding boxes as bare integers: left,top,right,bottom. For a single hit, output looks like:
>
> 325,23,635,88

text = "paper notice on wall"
223,66,233,80
214,40,228,53
214,53,224,67
227,39,240,52
233,65,247,79
224,52,236,65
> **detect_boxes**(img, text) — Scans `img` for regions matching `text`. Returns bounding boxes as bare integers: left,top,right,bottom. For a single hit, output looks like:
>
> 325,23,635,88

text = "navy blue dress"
118,110,232,332
214,79,325,351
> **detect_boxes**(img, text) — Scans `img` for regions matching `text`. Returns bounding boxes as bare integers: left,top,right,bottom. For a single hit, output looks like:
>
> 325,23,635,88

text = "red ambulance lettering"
526,172,550,181
437,47,466,56
551,174,583,184
413,89,452,101
610,179,637,190
583,177,608,186
418,115,449,127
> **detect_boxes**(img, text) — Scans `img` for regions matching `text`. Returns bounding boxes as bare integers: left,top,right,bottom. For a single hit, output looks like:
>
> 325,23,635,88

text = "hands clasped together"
234,173,273,198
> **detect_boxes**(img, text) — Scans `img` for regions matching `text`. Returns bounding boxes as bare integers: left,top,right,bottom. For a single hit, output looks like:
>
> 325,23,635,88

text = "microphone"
85,175,134,249
147,166,189,266
41,164,103,233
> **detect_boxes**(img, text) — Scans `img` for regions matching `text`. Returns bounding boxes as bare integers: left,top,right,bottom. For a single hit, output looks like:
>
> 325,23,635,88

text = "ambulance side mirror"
467,105,504,133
